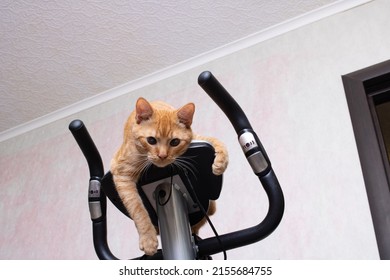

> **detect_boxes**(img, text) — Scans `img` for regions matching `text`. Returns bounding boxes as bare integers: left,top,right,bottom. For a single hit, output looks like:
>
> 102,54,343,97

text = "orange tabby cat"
110,97,228,256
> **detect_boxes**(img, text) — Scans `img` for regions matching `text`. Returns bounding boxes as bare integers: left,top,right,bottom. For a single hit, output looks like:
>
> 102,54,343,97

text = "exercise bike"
69,71,285,260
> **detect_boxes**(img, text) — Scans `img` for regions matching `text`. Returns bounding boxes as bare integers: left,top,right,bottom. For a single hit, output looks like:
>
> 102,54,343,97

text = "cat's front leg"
127,192,158,256
113,174,158,256
212,143,229,176
194,134,229,175
138,225,158,256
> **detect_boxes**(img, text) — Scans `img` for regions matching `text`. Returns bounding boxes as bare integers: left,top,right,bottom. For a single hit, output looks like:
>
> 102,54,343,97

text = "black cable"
196,199,227,260
156,165,227,259
157,166,173,206
183,168,227,260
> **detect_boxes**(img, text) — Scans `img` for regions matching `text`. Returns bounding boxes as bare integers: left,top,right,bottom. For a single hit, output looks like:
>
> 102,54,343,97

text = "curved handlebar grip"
199,71,271,176
93,221,118,260
198,71,252,134
70,120,119,260
69,119,104,179
197,169,284,257
197,71,284,258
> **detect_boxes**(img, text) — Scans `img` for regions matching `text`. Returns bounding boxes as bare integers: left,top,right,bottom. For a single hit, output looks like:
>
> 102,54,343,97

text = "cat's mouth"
149,157,175,168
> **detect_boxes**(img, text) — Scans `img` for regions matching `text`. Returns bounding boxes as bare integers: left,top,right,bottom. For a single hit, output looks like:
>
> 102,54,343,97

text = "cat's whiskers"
138,160,153,177
129,153,153,177
173,156,199,179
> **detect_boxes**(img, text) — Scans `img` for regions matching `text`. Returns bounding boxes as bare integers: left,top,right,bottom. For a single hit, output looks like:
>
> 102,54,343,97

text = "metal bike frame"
156,183,196,259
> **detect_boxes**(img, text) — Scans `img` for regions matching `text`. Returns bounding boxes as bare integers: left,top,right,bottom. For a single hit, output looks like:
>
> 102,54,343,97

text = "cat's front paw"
139,232,158,256
212,152,228,176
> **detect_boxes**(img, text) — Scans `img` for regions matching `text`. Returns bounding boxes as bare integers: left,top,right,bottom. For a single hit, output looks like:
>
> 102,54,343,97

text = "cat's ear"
177,103,195,128
135,97,153,124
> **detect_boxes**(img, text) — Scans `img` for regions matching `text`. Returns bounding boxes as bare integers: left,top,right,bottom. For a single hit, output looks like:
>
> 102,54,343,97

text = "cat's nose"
158,153,168,160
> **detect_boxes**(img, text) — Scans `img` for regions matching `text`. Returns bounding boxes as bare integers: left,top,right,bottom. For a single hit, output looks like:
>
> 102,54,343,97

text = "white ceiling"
1,0,338,136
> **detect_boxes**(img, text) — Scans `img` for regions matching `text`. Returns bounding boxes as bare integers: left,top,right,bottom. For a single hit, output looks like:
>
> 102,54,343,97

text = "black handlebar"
70,120,121,259
69,120,104,179
69,71,284,260
197,170,284,256
198,71,252,134
196,71,284,256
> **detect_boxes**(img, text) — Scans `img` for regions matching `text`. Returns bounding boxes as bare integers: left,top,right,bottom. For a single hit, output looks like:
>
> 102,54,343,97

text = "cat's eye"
170,138,180,147
147,137,157,145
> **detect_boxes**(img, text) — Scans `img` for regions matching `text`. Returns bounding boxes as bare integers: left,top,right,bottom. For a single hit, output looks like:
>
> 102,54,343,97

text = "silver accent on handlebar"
247,151,269,174
239,132,258,152
89,201,102,220
239,132,269,174
89,180,102,220
89,179,101,198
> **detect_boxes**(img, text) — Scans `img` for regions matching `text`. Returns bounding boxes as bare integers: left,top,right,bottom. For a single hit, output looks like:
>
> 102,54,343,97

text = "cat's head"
132,97,194,167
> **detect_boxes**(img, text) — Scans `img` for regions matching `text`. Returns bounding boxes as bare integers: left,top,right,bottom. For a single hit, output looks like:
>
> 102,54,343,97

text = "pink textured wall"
1,0,388,259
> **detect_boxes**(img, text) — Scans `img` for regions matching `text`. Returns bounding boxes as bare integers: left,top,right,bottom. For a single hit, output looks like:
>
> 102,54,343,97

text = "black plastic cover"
100,141,223,226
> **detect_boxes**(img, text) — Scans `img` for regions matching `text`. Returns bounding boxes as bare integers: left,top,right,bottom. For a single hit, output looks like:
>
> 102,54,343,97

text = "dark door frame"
342,60,390,259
